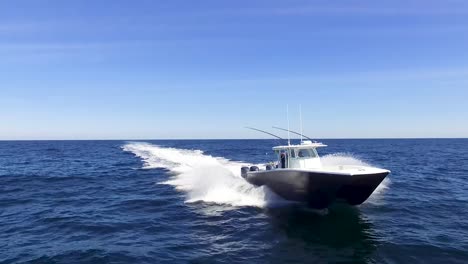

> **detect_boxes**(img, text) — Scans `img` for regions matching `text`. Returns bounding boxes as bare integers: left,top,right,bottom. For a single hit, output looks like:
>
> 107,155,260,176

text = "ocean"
1,139,467,263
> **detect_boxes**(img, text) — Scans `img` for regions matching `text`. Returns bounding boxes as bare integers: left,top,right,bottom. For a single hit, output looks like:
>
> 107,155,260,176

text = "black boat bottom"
242,169,389,209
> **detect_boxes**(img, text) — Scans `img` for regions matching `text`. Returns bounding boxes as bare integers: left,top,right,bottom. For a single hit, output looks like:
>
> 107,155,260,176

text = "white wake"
122,142,277,207
122,143,389,208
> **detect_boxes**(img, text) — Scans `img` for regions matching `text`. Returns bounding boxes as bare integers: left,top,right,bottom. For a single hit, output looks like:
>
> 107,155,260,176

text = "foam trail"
122,142,285,208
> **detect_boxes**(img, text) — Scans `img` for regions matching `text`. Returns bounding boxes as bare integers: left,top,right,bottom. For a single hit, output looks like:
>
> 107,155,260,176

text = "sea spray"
321,152,391,204
122,142,275,207
320,152,370,167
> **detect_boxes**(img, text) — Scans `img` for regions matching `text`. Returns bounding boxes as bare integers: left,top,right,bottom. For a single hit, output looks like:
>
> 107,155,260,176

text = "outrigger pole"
244,127,284,140
272,126,314,141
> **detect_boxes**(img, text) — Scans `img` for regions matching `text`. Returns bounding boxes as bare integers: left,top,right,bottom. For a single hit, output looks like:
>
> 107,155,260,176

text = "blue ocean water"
1,139,467,263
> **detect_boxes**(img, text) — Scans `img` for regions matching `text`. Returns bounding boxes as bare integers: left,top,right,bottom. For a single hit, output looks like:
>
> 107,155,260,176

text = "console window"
297,149,316,158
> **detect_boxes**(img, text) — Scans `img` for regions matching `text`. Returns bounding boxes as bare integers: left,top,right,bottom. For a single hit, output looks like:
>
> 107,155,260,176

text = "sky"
1,0,468,140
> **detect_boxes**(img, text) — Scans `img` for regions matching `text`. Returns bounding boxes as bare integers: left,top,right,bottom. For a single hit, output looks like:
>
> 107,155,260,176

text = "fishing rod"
244,127,284,140
272,126,314,141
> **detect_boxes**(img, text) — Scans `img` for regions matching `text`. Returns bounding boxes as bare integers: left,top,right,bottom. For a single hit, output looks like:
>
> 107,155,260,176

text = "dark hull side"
244,170,388,209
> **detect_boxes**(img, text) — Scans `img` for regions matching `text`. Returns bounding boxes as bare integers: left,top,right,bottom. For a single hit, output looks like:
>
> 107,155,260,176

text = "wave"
122,143,389,208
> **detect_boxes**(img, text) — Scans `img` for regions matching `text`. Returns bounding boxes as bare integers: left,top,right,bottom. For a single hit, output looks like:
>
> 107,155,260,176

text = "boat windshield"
296,149,316,158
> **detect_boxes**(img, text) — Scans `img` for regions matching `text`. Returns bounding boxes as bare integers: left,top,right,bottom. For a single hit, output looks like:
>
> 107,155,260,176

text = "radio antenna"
287,104,291,146
300,104,303,143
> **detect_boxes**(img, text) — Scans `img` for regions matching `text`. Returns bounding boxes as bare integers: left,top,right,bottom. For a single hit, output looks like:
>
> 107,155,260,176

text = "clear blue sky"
1,0,467,139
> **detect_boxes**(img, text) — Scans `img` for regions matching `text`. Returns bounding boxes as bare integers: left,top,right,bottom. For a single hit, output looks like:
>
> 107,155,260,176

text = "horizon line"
0,137,467,142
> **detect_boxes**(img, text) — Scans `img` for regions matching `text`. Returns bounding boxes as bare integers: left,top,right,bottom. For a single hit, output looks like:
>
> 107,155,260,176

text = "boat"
241,131,390,209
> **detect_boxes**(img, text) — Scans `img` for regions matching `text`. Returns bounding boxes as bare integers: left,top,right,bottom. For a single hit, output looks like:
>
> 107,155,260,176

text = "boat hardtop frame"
273,140,326,169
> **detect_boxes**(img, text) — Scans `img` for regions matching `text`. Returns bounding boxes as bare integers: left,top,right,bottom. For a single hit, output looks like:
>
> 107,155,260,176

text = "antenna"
244,127,284,140
300,104,303,143
272,126,314,141
287,104,290,146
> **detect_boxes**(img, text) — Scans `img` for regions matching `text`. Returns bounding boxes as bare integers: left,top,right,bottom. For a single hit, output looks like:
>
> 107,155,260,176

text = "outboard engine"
249,166,259,172
241,166,249,178
266,164,273,171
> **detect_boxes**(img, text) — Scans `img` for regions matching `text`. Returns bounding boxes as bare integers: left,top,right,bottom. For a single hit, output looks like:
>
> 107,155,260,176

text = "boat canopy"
272,140,327,151
272,140,324,169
